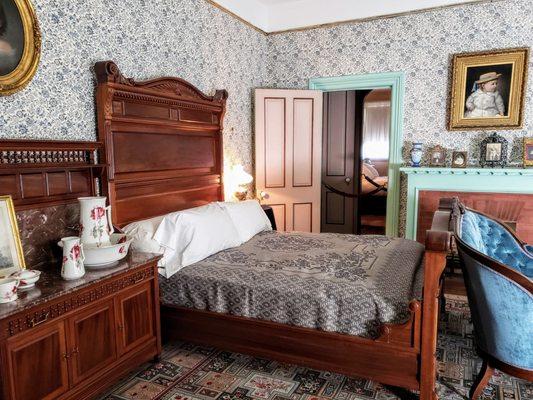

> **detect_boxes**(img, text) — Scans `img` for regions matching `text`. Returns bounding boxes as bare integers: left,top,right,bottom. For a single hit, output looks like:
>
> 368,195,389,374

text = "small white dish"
10,269,41,289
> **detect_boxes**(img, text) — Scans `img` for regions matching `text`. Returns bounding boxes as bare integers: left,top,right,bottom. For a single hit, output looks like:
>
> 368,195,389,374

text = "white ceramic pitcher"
59,236,86,280
78,197,114,246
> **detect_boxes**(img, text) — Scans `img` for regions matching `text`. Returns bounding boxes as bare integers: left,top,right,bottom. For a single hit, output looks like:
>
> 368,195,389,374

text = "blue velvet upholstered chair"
451,199,533,399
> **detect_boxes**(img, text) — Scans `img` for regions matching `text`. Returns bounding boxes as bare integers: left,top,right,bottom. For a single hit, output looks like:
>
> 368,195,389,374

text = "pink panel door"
255,89,322,232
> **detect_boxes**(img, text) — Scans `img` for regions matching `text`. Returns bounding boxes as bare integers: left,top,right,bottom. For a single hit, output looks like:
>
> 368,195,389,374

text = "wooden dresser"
0,252,162,400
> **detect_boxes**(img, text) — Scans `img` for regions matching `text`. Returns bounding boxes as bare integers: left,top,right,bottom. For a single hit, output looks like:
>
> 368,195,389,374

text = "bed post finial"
214,89,229,102
94,60,135,86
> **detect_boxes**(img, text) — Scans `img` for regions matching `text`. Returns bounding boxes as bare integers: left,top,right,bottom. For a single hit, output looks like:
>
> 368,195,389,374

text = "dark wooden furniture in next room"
0,140,162,400
96,60,453,400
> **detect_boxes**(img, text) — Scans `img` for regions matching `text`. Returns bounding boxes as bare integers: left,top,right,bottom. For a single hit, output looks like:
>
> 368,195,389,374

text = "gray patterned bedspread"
160,231,425,338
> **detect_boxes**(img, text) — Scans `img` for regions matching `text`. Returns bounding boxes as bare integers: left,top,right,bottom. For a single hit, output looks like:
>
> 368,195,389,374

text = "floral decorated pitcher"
60,236,85,280
78,197,114,246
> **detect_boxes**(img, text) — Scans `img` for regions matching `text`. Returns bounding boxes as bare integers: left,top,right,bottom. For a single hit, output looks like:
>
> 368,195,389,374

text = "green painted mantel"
401,167,533,240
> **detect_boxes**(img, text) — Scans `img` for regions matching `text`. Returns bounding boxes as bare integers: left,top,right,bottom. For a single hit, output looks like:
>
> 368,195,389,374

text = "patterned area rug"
99,296,532,400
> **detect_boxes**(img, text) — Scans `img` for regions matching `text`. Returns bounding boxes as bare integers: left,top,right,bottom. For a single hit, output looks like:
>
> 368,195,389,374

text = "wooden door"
5,320,69,400
321,91,356,233
115,282,154,356
255,89,322,232
67,299,117,385
321,91,368,234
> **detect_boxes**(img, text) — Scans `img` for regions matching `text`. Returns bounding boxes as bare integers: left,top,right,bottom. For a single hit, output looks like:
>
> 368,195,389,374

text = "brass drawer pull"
132,276,144,284
28,311,50,328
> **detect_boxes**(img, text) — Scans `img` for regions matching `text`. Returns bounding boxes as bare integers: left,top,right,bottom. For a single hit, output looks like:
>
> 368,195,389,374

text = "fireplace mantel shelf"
400,166,533,240
400,167,533,176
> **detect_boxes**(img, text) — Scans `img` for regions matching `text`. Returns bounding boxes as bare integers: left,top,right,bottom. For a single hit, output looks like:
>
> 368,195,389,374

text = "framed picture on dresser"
0,195,25,277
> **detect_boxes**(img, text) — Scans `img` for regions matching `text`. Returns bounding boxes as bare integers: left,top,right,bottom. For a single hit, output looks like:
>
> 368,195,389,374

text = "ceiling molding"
204,0,268,35
206,0,501,35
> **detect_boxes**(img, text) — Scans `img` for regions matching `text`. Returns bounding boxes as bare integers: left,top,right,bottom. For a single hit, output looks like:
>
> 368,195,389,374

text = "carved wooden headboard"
95,61,228,226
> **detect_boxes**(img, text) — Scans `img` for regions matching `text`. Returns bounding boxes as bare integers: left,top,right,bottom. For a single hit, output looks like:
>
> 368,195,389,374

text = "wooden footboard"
163,302,423,390
162,202,453,398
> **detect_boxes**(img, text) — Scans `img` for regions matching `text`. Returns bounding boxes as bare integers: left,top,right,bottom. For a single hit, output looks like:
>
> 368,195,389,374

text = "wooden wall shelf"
0,140,104,210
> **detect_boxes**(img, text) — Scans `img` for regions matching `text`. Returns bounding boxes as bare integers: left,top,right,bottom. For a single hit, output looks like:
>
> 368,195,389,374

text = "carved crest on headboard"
94,61,228,102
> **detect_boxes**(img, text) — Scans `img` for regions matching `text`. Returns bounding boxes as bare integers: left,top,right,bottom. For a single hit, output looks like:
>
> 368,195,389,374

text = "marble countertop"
0,251,161,321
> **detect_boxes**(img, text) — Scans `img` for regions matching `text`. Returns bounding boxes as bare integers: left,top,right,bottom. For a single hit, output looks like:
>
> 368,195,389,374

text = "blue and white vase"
410,143,423,167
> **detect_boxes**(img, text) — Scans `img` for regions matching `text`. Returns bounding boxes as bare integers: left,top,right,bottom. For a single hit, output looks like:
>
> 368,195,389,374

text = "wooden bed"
95,61,453,400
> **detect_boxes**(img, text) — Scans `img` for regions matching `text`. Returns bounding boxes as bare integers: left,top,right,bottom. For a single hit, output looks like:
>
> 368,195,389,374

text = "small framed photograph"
429,145,446,167
0,195,25,277
524,138,533,167
448,48,529,130
451,151,468,168
480,133,508,168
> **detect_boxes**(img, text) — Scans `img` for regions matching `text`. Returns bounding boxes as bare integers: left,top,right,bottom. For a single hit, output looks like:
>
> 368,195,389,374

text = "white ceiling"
255,0,300,4
211,0,488,33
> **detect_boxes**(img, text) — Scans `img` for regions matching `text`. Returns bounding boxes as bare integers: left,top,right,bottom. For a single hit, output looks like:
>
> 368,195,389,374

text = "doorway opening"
309,72,404,236
320,89,391,235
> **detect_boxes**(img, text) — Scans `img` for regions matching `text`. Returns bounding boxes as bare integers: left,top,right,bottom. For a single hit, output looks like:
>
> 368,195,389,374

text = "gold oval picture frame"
0,0,41,96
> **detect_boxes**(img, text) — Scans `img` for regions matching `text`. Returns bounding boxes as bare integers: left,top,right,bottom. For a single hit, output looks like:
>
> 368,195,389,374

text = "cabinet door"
5,320,69,400
67,299,117,385
116,281,154,356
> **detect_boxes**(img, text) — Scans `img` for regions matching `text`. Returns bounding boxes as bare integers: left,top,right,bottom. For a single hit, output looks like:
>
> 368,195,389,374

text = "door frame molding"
309,71,405,237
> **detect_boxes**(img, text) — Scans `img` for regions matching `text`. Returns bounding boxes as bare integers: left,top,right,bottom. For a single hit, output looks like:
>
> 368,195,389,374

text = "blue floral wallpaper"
267,0,533,165
1,0,532,236
0,0,268,172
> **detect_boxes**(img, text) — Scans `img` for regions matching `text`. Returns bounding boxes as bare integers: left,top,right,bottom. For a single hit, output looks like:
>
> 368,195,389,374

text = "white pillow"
122,215,165,255
153,203,242,278
218,200,272,243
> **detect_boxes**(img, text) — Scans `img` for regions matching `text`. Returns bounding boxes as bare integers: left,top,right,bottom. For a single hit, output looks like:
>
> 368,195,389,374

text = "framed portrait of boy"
448,48,529,130
524,138,533,167
0,195,25,277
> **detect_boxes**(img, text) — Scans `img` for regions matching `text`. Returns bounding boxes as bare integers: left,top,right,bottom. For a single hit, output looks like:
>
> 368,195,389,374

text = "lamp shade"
231,164,253,186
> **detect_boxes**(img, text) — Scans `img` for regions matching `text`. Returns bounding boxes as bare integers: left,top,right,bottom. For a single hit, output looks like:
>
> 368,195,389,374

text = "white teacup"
0,278,20,304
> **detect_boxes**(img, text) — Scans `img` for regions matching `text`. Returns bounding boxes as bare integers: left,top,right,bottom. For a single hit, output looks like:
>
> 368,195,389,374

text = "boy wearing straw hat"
464,72,505,118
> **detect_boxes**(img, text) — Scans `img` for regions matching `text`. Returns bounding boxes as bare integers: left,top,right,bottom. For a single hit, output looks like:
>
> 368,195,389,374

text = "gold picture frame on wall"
448,48,529,131
0,0,41,96
0,195,25,278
